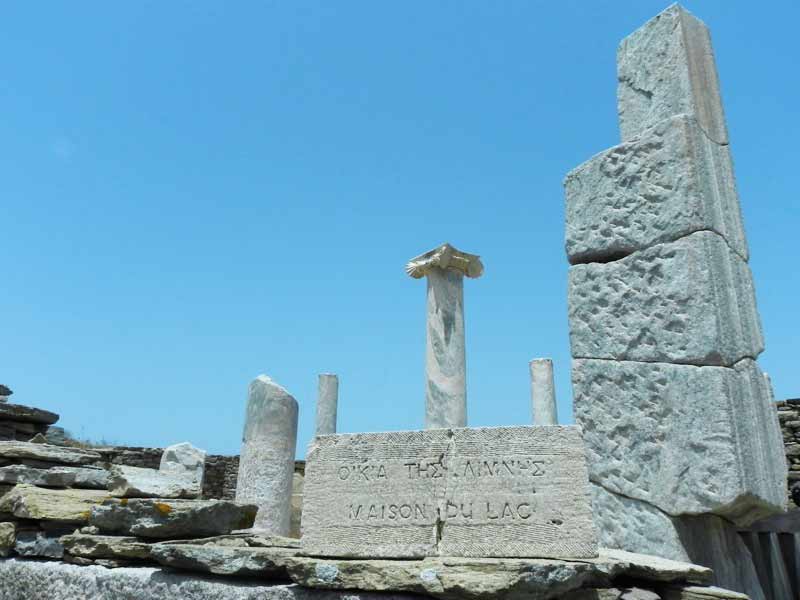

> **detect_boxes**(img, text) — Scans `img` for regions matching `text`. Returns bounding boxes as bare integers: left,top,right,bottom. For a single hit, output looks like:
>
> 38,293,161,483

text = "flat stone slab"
61,533,153,560
574,359,786,524
0,484,110,523
568,231,763,367
0,464,76,487
0,558,424,600
108,465,201,499
0,403,59,425
0,441,101,466
285,550,711,600
150,543,298,578
564,114,747,264
90,498,258,539
301,426,598,559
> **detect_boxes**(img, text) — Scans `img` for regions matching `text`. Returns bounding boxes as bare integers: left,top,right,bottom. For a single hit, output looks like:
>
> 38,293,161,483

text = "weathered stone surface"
61,533,152,560
659,586,748,600
302,426,598,559
315,374,338,436
529,358,558,425
286,550,709,600
0,403,58,425
68,466,110,489
90,498,258,539
564,115,747,264
0,558,424,600
0,521,15,557
164,532,300,548
160,441,206,486
0,464,76,487
151,543,298,577
617,5,727,145
44,426,67,446
0,441,100,465
236,375,298,535
14,528,67,558
574,358,786,524
590,484,766,600
0,484,109,523
568,231,763,367
108,464,201,499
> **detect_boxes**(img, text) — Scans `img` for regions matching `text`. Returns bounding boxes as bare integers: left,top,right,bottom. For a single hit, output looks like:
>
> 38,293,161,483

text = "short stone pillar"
406,243,484,429
529,358,558,425
315,373,338,436
235,375,298,535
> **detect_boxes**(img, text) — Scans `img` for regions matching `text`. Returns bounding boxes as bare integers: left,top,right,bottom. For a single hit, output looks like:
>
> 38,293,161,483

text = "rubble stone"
108,464,200,499
0,484,110,523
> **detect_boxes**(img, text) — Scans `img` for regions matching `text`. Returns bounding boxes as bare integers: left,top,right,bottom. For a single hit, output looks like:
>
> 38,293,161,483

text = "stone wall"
777,398,800,506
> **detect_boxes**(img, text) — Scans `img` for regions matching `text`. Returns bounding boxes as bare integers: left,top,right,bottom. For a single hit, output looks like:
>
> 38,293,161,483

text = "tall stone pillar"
235,375,298,535
563,6,784,598
406,243,483,429
315,373,338,436
529,358,558,425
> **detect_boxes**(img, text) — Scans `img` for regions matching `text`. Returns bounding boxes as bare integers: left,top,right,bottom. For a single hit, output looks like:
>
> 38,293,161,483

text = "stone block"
14,528,68,559
0,464,77,487
568,231,763,366
159,442,206,487
574,358,785,524
0,403,58,425
564,115,746,264
150,543,298,578
301,425,598,559
589,484,766,600
60,533,152,560
0,522,15,557
0,441,101,466
89,498,257,539
0,484,109,523
108,464,201,499
617,5,727,145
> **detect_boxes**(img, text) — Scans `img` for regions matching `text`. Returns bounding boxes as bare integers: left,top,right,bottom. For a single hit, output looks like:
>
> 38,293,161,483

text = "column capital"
405,243,484,279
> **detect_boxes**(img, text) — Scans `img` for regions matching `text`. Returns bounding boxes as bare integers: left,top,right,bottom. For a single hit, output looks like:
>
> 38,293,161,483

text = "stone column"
406,243,483,429
529,358,558,425
315,373,338,436
235,375,298,535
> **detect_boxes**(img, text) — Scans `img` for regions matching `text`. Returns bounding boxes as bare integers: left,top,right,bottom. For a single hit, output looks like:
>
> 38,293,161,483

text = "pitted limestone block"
574,359,786,524
589,485,765,600
564,115,747,264
568,231,763,366
301,426,598,559
617,5,727,145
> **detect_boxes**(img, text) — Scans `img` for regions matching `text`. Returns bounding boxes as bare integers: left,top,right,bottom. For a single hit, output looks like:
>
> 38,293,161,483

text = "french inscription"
301,426,599,559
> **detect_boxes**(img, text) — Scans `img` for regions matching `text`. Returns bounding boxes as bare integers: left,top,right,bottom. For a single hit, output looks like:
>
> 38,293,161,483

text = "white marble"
529,358,558,425
315,374,338,436
235,375,298,535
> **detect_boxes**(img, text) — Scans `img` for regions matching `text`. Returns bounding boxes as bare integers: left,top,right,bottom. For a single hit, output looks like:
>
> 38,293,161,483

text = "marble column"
406,243,484,429
529,358,558,425
235,375,298,535
315,373,338,436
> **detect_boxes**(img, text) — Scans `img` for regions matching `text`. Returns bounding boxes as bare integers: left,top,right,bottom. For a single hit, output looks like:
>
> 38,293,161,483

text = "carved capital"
405,243,484,279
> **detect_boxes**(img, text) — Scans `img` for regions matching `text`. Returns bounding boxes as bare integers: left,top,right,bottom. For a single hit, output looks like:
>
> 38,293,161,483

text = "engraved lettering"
338,467,350,480
349,504,362,519
517,503,532,519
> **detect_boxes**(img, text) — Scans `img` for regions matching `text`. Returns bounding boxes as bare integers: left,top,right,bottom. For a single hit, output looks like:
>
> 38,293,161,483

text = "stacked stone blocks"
565,5,786,598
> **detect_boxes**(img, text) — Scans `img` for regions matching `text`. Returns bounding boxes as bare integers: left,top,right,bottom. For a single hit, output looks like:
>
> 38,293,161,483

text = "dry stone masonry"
564,5,786,598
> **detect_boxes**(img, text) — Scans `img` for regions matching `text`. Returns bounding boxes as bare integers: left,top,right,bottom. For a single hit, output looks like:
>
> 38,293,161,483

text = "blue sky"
2,2,797,456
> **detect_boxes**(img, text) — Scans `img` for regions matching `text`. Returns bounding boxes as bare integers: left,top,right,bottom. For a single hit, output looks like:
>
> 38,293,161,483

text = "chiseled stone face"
617,5,728,145
568,231,763,367
574,359,786,524
301,426,598,559
564,115,747,265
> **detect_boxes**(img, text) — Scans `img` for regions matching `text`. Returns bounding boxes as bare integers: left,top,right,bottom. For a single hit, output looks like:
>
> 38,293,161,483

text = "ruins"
0,4,796,600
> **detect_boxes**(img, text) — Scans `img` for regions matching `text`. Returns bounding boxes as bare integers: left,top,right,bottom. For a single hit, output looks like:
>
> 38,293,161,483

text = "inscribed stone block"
617,5,727,145
301,425,598,559
568,231,763,366
573,358,786,524
564,115,747,264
